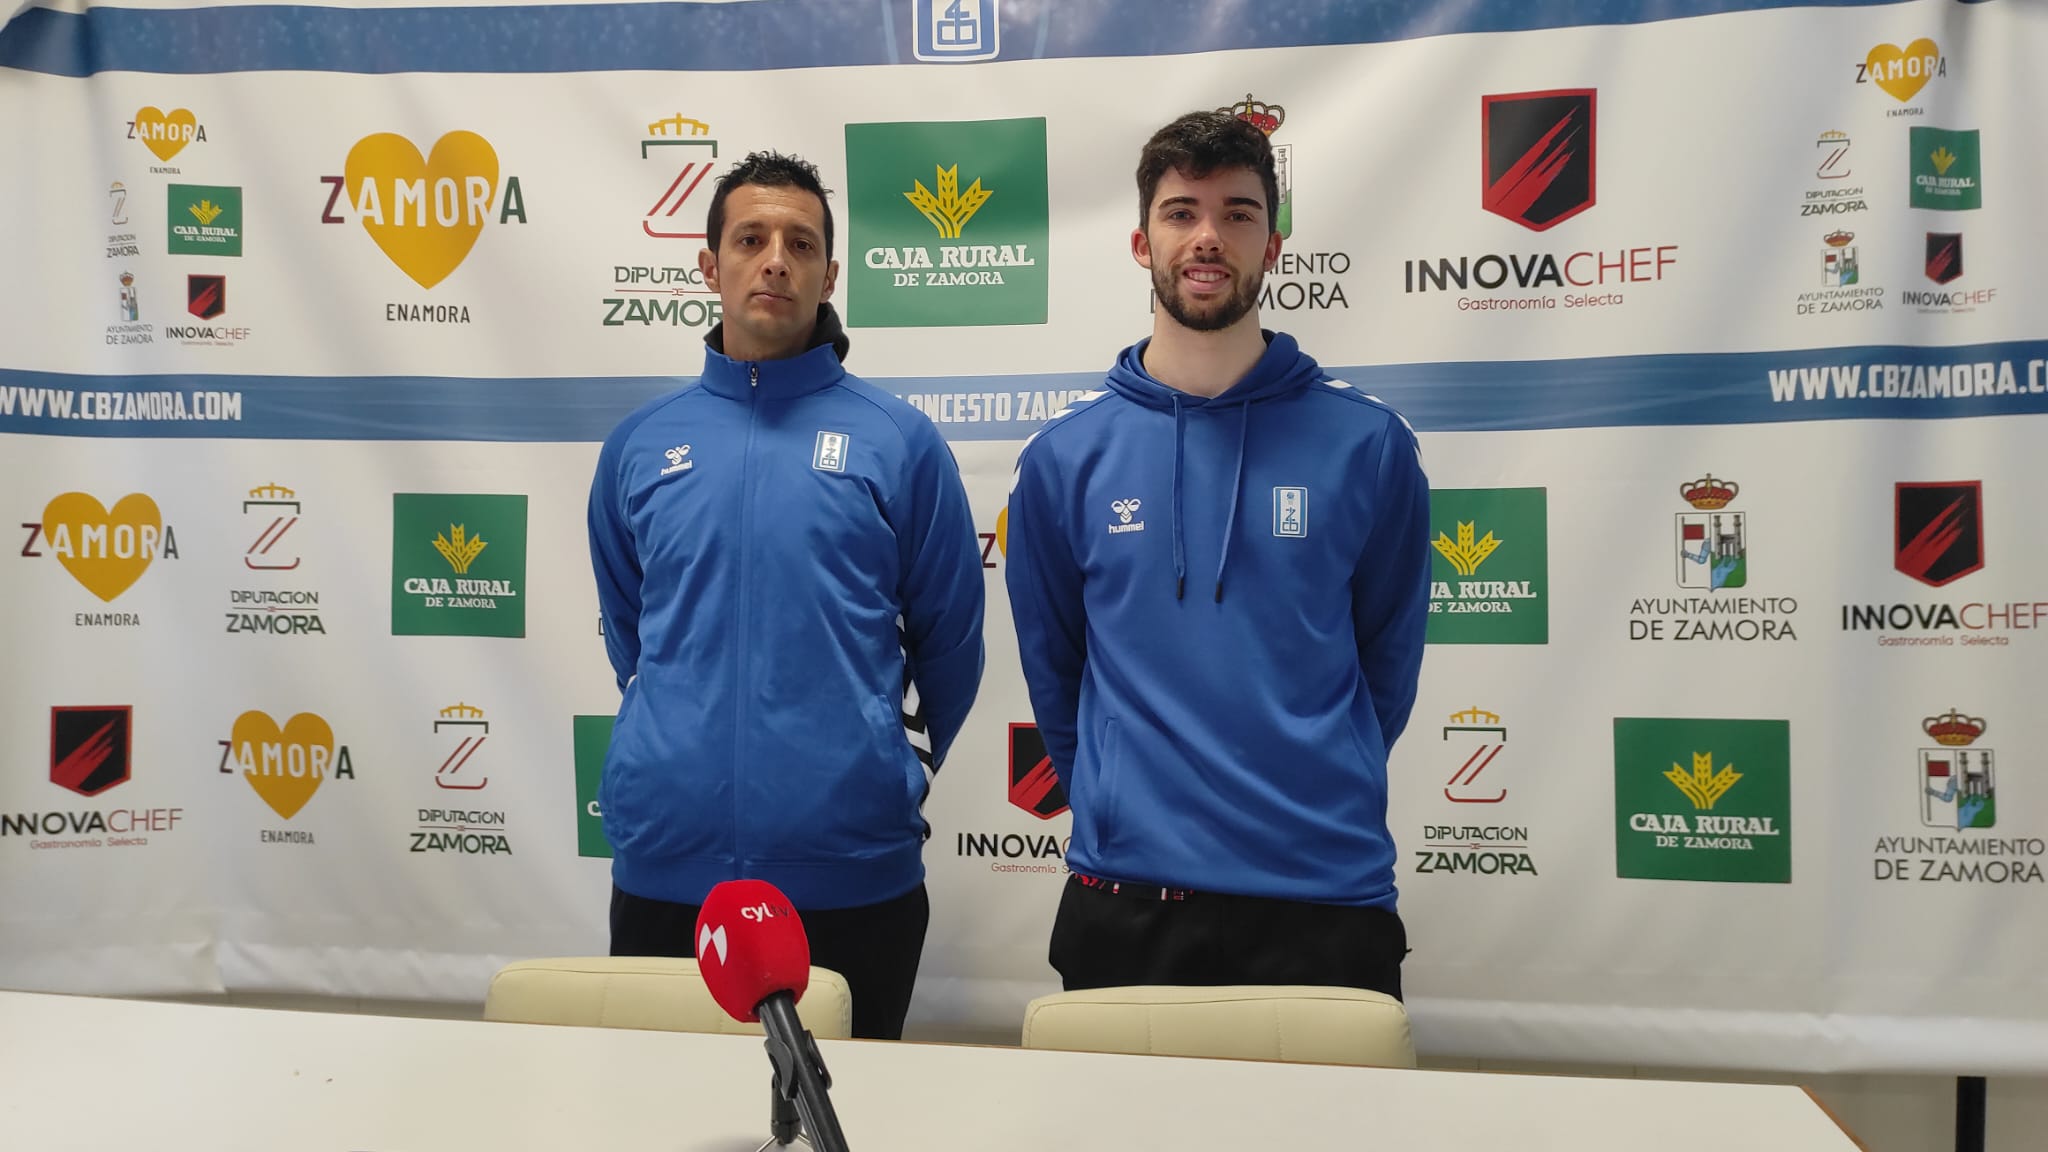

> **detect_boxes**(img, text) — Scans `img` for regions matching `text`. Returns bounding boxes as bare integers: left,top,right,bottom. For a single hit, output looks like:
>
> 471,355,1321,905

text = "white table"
0,991,1862,1151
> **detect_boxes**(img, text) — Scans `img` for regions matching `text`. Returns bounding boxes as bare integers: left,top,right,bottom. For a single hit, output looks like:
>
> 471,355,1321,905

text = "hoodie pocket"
751,691,916,863
1091,716,1123,854
885,693,929,810
599,697,731,863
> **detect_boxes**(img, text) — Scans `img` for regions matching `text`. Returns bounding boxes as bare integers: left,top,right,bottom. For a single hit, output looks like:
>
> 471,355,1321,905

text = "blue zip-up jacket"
1004,332,1429,909
589,305,985,910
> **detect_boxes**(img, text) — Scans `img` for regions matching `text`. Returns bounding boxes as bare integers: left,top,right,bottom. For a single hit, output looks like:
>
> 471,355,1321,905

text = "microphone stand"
754,995,850,1152
758,1073,801,1150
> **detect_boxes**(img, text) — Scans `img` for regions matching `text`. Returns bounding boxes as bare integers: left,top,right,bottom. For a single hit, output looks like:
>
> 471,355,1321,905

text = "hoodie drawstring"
1171,394,1187,600
1214,401,1250,602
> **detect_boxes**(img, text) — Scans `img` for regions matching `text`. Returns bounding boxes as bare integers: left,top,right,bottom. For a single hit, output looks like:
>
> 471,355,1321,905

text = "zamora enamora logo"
319,131,529,290
219,710,355,843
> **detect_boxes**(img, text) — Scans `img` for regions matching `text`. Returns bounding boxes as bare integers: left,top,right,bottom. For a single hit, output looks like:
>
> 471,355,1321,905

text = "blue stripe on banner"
0,0,1922,78
3,340,2045,441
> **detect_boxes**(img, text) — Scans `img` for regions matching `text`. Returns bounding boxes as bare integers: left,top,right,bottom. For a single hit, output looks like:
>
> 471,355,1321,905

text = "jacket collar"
700,303,850,401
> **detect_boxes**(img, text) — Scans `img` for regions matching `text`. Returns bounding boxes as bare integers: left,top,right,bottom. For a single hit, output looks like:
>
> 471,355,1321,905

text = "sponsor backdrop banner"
3,0,2046,1074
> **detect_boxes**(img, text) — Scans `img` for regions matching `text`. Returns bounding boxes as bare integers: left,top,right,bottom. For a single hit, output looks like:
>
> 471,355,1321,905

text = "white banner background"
2,0,2045,1074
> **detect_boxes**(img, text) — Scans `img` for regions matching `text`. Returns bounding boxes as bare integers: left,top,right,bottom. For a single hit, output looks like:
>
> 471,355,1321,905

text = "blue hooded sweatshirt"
589,305,985,910
1004,332,1428,909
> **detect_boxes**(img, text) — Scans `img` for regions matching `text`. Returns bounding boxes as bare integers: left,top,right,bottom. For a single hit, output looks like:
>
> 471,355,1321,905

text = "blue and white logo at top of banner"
913,0,1000,62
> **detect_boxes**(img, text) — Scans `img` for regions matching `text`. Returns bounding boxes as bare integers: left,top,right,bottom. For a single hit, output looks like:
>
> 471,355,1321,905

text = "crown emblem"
440,702,486,720
1817,129,1848,141
119,271,135,287
1221,93,1284,136
1923,709,1986,746
1680,474,1739,510
1823,230,1854,248
248,482,297,500
647,114,710,138
1449,706,1501,726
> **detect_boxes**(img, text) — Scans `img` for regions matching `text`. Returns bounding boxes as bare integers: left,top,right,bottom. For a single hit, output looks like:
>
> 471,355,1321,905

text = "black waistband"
1070,872,1194,901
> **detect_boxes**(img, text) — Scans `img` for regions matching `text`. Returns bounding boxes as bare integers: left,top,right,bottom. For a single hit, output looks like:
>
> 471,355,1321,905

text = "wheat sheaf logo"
433,524,487,574
1666,751,1741,810
905,164,991,239
1432,521,1502,576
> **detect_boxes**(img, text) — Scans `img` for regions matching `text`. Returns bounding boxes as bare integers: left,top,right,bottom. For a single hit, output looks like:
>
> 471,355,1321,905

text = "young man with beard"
1004,112,1430,997
588,152,985,1039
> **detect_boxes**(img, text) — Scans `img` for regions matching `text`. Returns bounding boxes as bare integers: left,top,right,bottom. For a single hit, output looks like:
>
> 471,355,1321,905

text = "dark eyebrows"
727,217,824,242
1154,194,1264,213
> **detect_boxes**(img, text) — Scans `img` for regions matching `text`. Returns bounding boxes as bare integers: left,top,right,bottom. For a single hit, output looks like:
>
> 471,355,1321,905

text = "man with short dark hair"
1005,113,1429,997
589,151,985,1039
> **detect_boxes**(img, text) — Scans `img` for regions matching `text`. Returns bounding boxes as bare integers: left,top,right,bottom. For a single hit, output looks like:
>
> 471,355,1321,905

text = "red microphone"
695,880,850,1151
695,878,810,1023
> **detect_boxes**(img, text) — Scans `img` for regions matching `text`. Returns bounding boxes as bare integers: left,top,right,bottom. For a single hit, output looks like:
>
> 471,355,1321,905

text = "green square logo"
572,714,614,859
1909,127,1981,210
168,184,242,256
1426,488,1548,644
391,494,528,637
844,117,1049,327
1614,718,1792,884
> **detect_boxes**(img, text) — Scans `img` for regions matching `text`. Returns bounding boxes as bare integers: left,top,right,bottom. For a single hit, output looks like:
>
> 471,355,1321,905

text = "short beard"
1151,260,1263,333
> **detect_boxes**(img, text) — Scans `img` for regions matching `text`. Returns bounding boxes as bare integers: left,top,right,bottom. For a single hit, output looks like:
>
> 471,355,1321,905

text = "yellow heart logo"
345,131,499,289
1865,39,1940,103
133,106,198,162
41,492,162,602
233,711,336,821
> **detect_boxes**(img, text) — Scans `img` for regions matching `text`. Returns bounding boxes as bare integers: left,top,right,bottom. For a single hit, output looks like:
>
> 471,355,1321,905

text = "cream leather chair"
1021,985,1416,1068
484,957,853,1039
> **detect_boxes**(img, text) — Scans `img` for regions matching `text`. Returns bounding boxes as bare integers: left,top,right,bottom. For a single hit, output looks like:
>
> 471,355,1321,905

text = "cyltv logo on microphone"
695,879,813,1024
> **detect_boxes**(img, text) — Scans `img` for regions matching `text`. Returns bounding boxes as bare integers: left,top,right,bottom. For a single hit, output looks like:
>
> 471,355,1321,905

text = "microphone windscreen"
694,878,811,1023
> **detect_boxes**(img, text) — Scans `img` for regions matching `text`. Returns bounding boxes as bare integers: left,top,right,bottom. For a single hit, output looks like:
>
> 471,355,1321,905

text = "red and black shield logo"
187,274,226,319
1896,481,1984,587
1925,233,1963,285
1482,89,1596,232
1007,723,1068,820
50,706,132,797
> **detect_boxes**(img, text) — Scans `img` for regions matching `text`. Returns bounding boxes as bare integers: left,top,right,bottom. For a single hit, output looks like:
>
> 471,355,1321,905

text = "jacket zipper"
733,362,758,873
